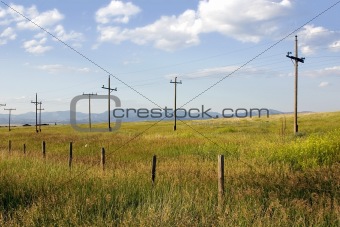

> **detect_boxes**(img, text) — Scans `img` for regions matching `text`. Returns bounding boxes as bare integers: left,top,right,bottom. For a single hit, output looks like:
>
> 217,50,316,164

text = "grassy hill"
1,112,340,225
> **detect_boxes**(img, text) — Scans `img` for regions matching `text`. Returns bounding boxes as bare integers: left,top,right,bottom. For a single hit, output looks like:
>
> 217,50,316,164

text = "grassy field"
1,112,340,226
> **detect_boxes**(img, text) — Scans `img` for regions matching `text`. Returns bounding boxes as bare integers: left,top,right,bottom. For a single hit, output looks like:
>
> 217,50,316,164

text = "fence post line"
42,141,46,159
152,155,157,185
101,147,105,171
69,142,73,169
218,155,225,205
23,144,26,154
8,140,11,152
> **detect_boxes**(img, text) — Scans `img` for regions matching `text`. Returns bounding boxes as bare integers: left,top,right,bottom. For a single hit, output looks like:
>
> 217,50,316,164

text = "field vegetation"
1,112,340,226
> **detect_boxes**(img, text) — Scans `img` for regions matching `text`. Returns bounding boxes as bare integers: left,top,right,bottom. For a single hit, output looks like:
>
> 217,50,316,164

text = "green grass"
1,112,340,226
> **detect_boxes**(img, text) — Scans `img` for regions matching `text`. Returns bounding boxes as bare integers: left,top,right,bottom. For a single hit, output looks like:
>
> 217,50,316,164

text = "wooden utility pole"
83,93,97,131
101,147,105,171
102,75,117,132
4,108,16,131
42,141,46,159
152,155,157,184
286,35,305,134
69,142,73,169
31,93,39,133
218,155,225,199
170,77,182,131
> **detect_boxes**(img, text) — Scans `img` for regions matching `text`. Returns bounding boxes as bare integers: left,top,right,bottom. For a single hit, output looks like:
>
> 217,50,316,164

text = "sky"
0,0,340,115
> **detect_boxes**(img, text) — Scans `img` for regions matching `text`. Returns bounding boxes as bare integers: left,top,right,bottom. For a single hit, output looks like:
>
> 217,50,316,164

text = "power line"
179,0,340,110
2,0,338,205
0,1,161,109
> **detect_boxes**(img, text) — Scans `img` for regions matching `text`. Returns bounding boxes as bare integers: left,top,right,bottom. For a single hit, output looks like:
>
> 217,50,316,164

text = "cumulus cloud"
16,6,64,30
0,4,63,29
97,9,201,51
0,4,25,25
52,25,84,47
96,0,292,51
197,0,291,42
0,27,16,44
95,0,141,24
0,4,84,50
22,38,52,54
298,25,340,55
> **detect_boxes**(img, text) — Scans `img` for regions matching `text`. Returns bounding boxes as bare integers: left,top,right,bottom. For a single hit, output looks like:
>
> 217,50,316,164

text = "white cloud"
303,66,340,77
35,64,91,74
16,6,64,30
52,25,84,47
0,4,84,50
166,65,280,79
34,32,47,39
22,38,52,54
96,0,292,51
0,27,16,44
298,25,340,55
97,26,125,43
95,0,141,24
97,9,201,51
318,82,329,88
329,40,340,52
0,8,6,18
2,4,62,30
2,4,25,25
197,0,291,42
33,25,84,48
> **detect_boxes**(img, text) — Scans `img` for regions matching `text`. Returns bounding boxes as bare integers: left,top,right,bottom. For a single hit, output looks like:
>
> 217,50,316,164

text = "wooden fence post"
101,147,105,171
218,155,225,203
23,144,26,154
8,140,11,152
42,141,46,159
152,155,157,184
69,142,73,169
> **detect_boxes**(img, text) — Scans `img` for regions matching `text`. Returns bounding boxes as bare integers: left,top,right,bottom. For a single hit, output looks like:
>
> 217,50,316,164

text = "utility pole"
102,75,117,132
31,93,39,133
170,76,182,131
0,104,6,107
4,108,16,131
286,35,305,134
83,93,97,131
38,102,44,132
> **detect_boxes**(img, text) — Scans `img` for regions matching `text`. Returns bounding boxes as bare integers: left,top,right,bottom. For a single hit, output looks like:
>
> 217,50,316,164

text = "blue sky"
0,0,339,114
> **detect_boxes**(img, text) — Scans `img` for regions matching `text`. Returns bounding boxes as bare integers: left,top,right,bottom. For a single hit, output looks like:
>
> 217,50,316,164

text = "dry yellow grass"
1,112,340,225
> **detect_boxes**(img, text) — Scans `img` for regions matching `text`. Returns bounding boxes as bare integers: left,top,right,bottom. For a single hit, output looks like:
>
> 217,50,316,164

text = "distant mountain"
0,109,296,125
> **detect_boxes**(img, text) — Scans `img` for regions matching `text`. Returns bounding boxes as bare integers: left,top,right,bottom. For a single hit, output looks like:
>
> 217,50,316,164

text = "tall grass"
0,112,340,225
